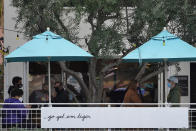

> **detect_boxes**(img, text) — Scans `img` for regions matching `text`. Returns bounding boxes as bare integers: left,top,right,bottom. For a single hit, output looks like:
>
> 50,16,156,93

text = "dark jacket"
167,86,181,105
109,88,127,103
8,85,17,95
53,88,69,106
29,90,49,108
29,90,48,103
2,98,27,124
8,85,22,96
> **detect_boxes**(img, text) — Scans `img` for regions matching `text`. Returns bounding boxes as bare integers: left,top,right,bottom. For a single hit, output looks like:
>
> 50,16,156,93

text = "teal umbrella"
123,28,196,103
123,29,196,62
5,30,92,62
5,28,93,104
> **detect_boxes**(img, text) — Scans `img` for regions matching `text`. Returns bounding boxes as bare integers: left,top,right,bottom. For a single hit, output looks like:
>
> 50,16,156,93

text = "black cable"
0,27,25,34
0,27,88,40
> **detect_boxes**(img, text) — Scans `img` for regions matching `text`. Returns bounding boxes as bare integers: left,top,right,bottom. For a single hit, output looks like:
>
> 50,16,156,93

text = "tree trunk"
58,61,90,102
89,58,98,102
98,72,104,102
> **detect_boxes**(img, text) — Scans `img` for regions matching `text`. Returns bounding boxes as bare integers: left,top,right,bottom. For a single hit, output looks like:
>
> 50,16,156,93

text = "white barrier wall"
41,107,189,129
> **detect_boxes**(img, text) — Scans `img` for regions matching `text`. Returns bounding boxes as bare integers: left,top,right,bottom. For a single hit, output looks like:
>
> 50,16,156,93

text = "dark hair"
12,76,22,85
55,81,62,86
11,89,23,97
42,83,48,88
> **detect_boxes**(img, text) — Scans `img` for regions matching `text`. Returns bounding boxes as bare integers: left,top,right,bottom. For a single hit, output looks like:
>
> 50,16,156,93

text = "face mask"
16,84,23,88
141,88,146,96
167,83,172,88
137,87,145,96
69,94,73,100
19,97,23,102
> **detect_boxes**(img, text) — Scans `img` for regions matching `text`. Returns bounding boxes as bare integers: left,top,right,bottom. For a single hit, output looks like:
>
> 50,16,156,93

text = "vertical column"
161,72,164,103
3,61,9,100
158,73,161,103
164,60,168,103
26,62,29,103
158,72,164,105
23,62,26,102
48,59,52,106
23,62,29,103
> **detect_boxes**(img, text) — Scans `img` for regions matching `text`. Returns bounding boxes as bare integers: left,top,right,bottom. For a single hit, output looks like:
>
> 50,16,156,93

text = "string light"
46,35,48,40
0,27,24,33
146,63,151,69
162,36,165,46
0,27,88,40
163,40,165,46
16,33,19,40
132,43,137,47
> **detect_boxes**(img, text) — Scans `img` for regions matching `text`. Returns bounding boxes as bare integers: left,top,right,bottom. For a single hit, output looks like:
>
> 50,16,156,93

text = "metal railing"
0,103,195,131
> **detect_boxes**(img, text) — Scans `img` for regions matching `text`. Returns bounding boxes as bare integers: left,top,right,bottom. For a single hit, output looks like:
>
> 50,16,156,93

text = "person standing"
29,83,49,104
8,76,23,96
53,81,69,106
29,84,49,128
123,80,142,106
2,89,27,128
167,76,181,106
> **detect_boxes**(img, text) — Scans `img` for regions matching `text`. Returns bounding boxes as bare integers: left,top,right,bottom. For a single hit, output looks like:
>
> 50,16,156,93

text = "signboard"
175,76,188,96
41,107,189,128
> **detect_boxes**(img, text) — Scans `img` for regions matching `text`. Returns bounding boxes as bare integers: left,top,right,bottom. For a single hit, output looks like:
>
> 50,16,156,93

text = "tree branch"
100,45,137,74
101,60,121,74
89,58,97,89
58,61,90,101
87,14,95,33
54,12,71,41
140,66,164,83
66,87,80,103
135,63,148,81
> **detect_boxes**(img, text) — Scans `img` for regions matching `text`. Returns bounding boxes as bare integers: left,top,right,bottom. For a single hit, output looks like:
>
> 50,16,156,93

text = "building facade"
3,0,195,104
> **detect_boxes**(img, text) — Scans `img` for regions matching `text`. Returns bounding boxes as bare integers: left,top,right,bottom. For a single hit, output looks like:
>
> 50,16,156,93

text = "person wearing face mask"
139,83,154,103
2,89,27,128
8,76,23,97
167,76,181,105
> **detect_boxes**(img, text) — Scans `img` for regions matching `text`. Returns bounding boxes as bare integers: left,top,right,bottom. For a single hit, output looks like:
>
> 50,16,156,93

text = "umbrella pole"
164,60,170,131
48,59,52,106
164,60,168,104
